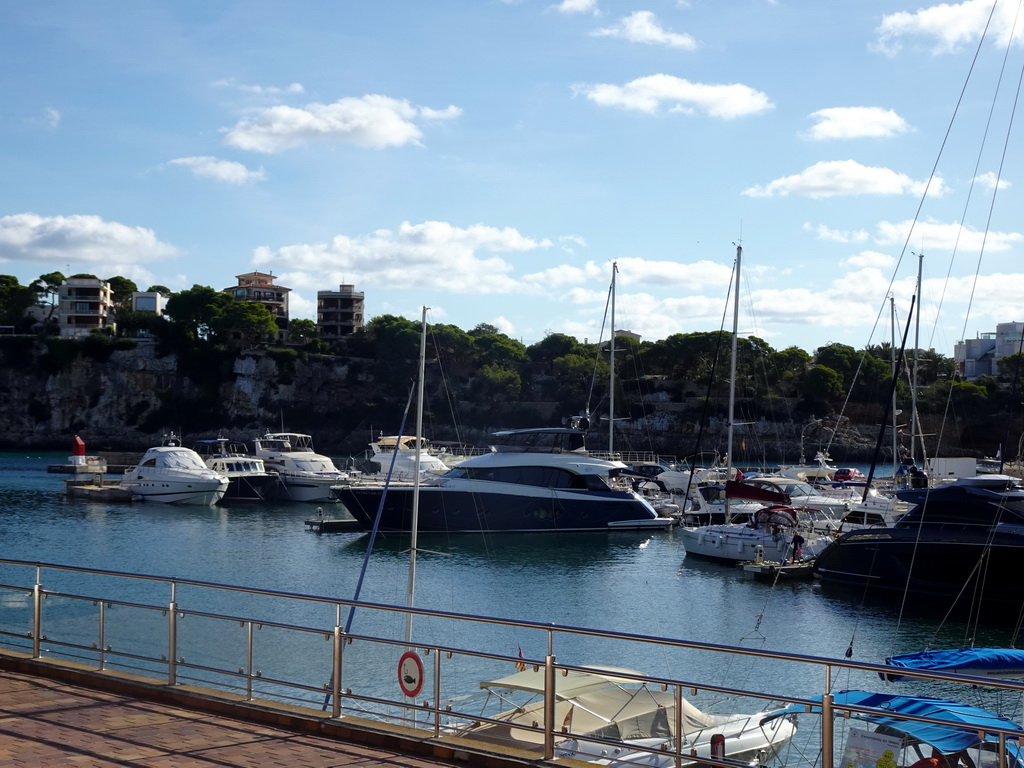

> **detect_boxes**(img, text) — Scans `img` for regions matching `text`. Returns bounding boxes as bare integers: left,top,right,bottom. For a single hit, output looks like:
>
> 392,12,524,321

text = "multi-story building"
58,277,114,337
954,321,1024,379
223,272,290,330
317,284,365,340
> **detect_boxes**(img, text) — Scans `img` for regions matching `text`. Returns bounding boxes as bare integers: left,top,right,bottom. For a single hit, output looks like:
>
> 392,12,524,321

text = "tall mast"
725,244,740,522
609,261,617,454
911,252,922,463
405,305,427,644
890,296,898,478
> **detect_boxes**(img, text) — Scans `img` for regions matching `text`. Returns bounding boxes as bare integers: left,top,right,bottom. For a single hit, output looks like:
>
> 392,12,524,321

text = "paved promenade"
0,667,534,767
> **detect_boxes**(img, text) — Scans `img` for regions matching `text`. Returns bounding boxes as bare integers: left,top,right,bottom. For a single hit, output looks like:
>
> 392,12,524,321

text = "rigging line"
680,255,736,504
929,0,1022,354
848,297,915,658
585,266,615,420
933,3,1024,459
344,379,416,635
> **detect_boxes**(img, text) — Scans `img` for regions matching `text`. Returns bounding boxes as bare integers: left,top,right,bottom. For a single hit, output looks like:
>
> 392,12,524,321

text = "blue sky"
1,0,1022,356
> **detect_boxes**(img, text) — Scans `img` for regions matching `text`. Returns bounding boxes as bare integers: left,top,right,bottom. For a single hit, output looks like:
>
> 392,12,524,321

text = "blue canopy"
883,648,1024,682
769,690,1023,755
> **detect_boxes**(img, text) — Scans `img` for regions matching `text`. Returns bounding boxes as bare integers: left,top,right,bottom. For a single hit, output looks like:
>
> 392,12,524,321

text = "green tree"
146,285,172,296
0,275,35,330
997,352,1024,381
471,363,522,402
472,332,527,370
29,271,65,326
165,285,232,340
288,318,318,343
106,276,138,308
469,322,500,337
214,301,279,343
803,365,844,410
527,333,580,363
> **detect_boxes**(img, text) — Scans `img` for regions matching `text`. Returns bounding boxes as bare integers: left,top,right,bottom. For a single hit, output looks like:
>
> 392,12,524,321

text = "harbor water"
1,451,1022,718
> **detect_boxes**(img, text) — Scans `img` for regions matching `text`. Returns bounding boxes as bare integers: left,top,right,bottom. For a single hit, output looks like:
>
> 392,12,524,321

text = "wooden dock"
304,515,362,533
741,560,816,580
64,477,133,502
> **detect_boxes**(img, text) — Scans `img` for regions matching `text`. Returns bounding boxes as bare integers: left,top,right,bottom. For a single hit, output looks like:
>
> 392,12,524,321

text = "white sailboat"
680,245,834,563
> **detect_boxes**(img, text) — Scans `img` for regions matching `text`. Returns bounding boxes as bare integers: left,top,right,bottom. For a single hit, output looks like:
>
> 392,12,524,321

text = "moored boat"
334,421,674,533
252,432,349,502
813,474,1024,607
119,442,228,505
193,438,280,503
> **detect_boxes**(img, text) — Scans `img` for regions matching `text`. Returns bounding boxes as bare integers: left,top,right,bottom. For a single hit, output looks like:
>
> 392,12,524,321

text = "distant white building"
954,321,1024,379
58,277,114,337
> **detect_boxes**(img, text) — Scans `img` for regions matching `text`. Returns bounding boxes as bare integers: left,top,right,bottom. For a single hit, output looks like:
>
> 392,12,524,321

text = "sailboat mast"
725,245,740,522
405,306,427,644
911,252,922,463
609,262,617,454
890,296,898,478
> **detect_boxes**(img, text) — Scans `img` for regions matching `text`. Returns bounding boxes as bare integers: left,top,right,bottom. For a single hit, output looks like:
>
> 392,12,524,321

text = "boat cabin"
489,428,587,454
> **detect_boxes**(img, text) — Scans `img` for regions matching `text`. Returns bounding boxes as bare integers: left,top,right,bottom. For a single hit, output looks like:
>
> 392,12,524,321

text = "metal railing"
0,558,1022,768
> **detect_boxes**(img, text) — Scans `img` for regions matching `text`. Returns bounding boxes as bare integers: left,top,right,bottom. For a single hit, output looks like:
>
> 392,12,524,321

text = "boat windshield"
161,450,208,471
445,465,612,490
489,429,588,454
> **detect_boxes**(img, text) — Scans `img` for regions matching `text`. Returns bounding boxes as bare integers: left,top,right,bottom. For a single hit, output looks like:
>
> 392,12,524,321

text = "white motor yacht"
253,432,349,502
120,444,228,505
365,434,450,480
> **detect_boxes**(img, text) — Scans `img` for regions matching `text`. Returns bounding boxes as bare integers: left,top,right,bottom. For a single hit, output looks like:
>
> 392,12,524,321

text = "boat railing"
1,558,1023,768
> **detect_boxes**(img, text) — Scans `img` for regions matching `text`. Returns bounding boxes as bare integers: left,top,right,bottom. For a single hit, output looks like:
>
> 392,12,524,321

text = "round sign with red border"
398,651,424,698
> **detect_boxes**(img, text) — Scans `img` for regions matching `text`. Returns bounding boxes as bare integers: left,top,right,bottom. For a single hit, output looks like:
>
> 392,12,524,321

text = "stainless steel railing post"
31,569,42,659
821,691,834,768
245,621,254,700
543,654,556,760
167,583,178,685
331,622,344,719
97,601,106,670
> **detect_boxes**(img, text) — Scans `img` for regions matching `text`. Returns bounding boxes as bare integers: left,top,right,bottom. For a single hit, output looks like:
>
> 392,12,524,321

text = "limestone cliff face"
0,341,365,452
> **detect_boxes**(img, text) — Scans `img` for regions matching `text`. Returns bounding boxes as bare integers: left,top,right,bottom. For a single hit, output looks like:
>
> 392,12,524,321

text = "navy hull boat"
334,424,674,534
813,475,1024,608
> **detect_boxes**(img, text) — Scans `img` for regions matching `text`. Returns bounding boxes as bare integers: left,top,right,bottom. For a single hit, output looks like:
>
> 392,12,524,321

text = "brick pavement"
0,668,536,767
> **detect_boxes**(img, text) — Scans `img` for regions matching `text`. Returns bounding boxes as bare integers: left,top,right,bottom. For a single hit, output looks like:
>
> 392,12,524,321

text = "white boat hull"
121,480,227,506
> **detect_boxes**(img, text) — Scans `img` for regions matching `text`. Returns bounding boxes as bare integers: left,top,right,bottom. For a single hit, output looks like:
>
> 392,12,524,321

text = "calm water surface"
1,451,1019,707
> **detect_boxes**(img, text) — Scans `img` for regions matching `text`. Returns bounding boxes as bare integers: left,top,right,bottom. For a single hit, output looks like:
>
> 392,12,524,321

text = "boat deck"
0,662,535,768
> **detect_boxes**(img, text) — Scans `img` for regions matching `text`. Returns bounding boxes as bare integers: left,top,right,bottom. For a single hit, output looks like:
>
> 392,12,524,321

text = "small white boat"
253,432,348,502
193,438,279,503
366,434,450,479
120,444,228,505
457,666,795,767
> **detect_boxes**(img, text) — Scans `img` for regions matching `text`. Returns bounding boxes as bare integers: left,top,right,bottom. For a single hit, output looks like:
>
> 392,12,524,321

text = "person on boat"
791,533,805,563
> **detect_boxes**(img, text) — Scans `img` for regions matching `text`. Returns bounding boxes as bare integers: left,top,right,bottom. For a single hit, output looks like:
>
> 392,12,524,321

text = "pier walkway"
0,661,539,767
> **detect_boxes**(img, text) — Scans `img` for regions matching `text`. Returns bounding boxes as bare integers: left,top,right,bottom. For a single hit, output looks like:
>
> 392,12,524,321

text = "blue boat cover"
883,648,1024,681
770,690,1024,755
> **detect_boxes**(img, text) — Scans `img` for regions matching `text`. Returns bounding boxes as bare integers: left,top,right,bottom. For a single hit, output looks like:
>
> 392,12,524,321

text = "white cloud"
875,218,1023,252
876,0,1024,55
592,11,699,49
212,79,305,96
841,250,895,269
744,160,944,199
973,171,1011,190
804,222,870,243
223,95,462,153
252,220,552,294
43,107,60,129
558,234,587,254
167,156,267,185
523,261,604,287
576,74,772,118
553,0,598,14
0,213,178,265
805,107,911,140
